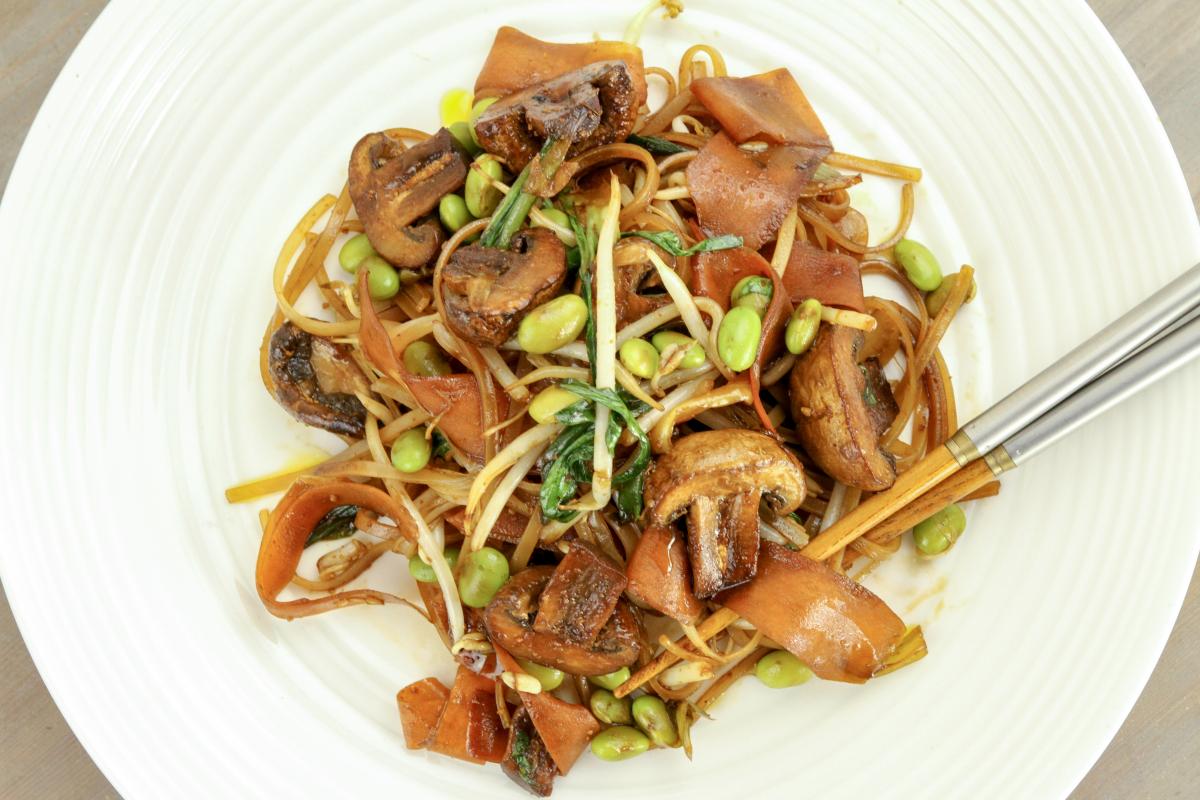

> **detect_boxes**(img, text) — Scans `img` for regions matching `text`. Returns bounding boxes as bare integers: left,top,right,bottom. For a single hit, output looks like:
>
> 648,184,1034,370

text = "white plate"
2,1,1198,798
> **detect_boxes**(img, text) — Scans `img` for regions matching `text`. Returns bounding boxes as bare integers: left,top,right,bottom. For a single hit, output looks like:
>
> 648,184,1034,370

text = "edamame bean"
390,427,432,473
589,689,633,725
913,503,966,556
446,121,482,156
717,306,762,372
528,385,582,424
534,207,573,244
465,153,506,218
338,233,375,273
588,667,631,691
457,546,510,608
618,338,659,379
468,96,499,147
651,331,707,369
439,88,474,127
361,255,400,300
439,193,473,232
589,726,651,762
785,298,823,355
517,294,588,354
755,650,813,688
894,238,944,292
730,275,773,317
631,696,678,747
517,659,565,691
408,546,459,583
403,341,451,376
924,271,978,317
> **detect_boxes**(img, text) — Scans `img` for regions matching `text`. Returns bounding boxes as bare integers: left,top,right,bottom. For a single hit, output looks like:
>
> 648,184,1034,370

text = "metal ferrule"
945,429,980,466
983,446,1017,476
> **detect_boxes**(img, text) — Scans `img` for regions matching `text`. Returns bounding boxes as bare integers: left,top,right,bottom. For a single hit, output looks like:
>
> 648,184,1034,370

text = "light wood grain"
0,2,1196,798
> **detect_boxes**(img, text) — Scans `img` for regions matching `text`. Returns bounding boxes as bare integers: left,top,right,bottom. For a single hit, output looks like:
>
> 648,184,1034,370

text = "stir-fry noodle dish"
230,4,989,794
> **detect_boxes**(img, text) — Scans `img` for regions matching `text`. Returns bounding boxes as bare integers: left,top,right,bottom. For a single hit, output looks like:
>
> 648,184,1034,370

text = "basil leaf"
305,504,358,547
621,230,743,257
627,133,689,155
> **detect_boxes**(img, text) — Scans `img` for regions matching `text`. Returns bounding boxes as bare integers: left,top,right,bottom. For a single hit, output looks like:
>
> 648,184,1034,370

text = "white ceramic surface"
2,1,1198,798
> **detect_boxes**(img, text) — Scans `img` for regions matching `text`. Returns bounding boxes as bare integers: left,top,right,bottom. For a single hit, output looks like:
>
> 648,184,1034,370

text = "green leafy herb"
627,133,689,155
537,381,652,522
621,230,743,257
539,421,596,523
479,138,560,250
305,504,358,547
431,430,451,458
511,726,536,787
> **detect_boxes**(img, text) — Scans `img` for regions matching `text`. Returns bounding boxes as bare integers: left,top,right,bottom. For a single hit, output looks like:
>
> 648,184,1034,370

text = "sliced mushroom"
861,357,900,438
483,566,641,675
268,322,368,436
441,227,567,347
474,60,640,170
789,324,897,491
643,430,806,598
348,127,469,268
532,541,627,645
501,706,558,797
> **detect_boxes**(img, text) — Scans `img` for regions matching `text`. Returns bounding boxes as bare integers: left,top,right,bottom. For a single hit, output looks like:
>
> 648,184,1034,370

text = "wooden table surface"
1,1,1196,797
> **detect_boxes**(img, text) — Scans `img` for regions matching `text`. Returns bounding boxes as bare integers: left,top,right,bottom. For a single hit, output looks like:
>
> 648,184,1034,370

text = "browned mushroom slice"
440,227,567,347
348,127,468,268
790,325,897,491
643,430,806,599
861,357,899,438
687,488,762,598
501,706,558,797
483,566,641,675
625,524,703,624
474,60,640,170
532,541,627,645
268,322,368,437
